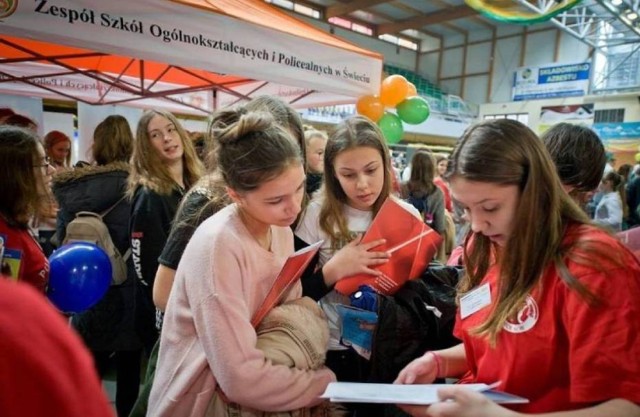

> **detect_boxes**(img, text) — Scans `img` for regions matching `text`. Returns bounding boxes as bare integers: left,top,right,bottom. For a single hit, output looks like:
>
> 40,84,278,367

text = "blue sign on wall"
592,122,640,140
513,62,591,101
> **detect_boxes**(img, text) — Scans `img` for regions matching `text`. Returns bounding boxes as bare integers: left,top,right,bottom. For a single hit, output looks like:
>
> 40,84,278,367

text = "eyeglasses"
33,156,52,168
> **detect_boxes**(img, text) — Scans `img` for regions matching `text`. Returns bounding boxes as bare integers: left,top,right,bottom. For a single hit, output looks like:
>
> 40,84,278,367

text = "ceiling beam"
390,1,449,37
443,22,467,35
378,4,478,35
471,15,496,29
325,0,391,18
366,6,442,40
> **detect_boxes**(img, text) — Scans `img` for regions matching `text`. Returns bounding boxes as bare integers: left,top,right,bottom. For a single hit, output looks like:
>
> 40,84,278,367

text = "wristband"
427,351,443,378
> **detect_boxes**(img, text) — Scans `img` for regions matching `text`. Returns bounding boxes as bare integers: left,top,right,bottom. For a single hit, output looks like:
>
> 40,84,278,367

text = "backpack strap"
99,195,128,219
99,195,130,261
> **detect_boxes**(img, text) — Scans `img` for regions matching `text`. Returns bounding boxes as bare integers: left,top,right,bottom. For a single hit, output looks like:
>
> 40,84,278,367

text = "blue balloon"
47,242,112,314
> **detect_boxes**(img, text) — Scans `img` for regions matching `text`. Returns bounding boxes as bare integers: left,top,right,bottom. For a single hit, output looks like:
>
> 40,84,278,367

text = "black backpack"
406,192,437,226
368,262,462,384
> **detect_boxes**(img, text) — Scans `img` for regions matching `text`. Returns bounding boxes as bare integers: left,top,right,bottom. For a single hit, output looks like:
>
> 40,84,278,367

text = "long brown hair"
406,150,437,196
319,116,392,248
0,126,47,226
216,112,302,192
92,115,134,165
196,96,307,220
448,119,614,344
127,109,203,196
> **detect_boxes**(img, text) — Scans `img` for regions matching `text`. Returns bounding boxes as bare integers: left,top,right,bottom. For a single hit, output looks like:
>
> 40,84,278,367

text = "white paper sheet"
321,382,528,405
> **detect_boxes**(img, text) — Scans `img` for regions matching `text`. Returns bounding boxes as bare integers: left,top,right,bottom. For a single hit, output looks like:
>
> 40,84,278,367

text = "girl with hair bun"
149,112,335,417
152,96,307,313
126,97,309,417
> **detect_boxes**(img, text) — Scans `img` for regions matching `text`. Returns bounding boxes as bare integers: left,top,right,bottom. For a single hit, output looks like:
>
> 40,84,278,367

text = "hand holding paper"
394,351,439,385
251,240,323,328
322,236,390,285
335,198,443,295
397,383,526,417
321,381,527,406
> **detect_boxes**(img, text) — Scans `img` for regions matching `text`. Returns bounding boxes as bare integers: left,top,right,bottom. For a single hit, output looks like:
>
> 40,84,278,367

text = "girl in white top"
149,112,335,417
296,116,419,388
594,171,623,231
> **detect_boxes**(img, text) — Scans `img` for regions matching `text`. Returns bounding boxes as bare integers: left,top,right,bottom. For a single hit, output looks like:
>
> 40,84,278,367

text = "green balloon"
396,96,430,125
378,112,404,144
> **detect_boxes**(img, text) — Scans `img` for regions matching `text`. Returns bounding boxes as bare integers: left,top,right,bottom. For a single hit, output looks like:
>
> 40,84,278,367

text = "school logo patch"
0,0,18,19
503,295,538,333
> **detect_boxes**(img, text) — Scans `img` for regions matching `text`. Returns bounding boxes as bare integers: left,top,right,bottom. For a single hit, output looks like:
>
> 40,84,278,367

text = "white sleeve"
295,202,322,245
594,195,623,228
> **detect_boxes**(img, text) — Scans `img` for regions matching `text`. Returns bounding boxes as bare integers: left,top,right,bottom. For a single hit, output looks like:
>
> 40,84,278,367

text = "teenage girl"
0,126,53,292
296,116,419,384
128,97,308,417
53,114,141,417
395,119,640,416
148,112,335,417
152,96,307,312
127,109,203,355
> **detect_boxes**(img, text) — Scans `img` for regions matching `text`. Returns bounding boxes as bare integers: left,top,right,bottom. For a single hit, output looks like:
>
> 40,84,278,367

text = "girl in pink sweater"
148,112,336,417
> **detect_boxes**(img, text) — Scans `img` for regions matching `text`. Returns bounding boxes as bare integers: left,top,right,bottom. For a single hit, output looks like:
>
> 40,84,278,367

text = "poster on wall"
592,122,640,167
538,104,594,134
592,122,640,151
512,62,591,101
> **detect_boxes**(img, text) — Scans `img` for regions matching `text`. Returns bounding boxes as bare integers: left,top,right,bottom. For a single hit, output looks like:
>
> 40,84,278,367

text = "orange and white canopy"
0,0,383,114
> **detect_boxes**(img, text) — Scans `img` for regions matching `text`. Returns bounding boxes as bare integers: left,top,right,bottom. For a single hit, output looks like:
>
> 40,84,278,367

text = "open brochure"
335,197,443,296
251,240,323,328
321,381,529,405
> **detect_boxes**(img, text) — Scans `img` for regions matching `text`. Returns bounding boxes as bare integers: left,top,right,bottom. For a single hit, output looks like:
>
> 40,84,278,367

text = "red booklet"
251,240,323,328
335,198,442,296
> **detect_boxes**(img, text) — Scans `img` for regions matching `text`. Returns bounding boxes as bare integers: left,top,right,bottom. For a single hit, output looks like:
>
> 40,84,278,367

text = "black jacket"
53,162,141,352
129,184,184,348
369,264,462,384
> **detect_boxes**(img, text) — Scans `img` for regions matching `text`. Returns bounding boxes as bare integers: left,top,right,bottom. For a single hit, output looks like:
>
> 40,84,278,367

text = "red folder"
335,198,442,296
251,240,323,328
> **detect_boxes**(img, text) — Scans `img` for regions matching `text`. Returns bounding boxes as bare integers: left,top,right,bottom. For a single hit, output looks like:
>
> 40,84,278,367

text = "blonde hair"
304,128,328,146
128,109,203,196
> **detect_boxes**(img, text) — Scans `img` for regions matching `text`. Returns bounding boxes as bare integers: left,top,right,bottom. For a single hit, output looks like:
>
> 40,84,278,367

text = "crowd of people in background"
1,103,639,417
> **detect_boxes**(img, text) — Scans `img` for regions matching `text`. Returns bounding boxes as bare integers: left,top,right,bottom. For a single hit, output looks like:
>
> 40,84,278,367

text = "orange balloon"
356,95,384,122
380,75,410,107
407,82,417,97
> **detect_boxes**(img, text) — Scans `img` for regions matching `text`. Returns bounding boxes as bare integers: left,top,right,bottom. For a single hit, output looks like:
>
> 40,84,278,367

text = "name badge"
460,283,491,319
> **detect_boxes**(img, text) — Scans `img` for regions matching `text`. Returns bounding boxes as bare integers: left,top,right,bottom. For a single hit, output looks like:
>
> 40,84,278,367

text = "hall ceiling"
301,0,640,52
